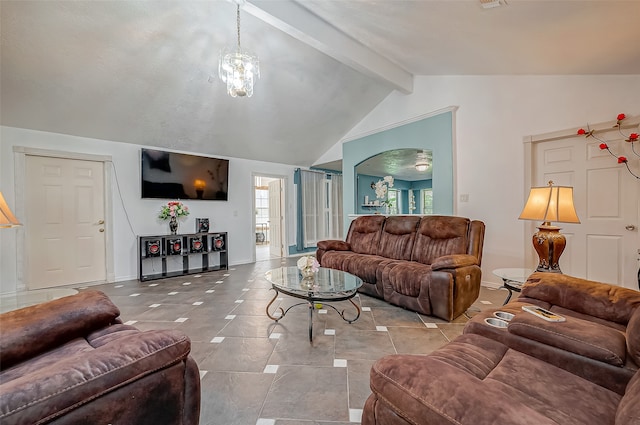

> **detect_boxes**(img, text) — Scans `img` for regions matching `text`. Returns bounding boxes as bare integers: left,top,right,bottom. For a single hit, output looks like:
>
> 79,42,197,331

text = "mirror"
355,149,433,214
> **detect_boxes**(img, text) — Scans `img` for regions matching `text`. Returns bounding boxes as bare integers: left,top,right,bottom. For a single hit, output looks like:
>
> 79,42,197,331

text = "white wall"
0,126,299,293
318,75,640,285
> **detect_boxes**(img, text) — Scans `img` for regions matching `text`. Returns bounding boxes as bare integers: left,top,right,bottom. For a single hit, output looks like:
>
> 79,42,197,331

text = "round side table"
492,268,532,305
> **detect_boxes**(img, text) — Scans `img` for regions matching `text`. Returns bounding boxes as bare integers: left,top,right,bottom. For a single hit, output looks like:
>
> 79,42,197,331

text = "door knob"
626,225,636,231
99,228,105,232
98,219,105,225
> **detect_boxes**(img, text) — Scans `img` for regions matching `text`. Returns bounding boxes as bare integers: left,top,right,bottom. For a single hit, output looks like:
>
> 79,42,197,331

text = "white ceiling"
2,1,639,172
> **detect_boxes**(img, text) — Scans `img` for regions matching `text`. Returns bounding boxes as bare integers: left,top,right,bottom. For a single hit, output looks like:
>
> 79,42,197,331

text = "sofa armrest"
0,329,192,425
0,291,120,369
520,272,640,325
431,254,478,271
317,239,351,251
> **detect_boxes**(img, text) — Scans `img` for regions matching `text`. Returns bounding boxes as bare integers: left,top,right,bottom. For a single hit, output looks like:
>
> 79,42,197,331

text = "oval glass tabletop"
265,266,363,299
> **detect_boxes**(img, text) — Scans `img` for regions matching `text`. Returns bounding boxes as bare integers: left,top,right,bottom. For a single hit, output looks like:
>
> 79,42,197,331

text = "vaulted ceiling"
2,1,639,169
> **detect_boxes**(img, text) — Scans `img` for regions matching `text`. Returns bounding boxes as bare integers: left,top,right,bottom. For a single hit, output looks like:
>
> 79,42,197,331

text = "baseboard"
481,280,502,290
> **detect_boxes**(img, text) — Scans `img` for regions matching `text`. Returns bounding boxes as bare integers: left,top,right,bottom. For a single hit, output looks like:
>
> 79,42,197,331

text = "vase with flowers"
158,201,190,234
371,176,394,214
297,255,320,280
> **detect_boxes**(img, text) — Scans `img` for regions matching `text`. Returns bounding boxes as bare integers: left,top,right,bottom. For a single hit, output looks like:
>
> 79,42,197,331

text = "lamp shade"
519,183,580,224
0,192,21,228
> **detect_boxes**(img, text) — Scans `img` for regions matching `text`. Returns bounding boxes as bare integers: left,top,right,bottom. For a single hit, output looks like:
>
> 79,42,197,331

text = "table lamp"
518,181,579,273
0,192,21,228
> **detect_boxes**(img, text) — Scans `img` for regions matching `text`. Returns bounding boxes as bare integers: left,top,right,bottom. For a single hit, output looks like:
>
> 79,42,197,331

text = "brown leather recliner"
0,290,200,425
317,215,485,320
362,274,640,424
464,272,640,395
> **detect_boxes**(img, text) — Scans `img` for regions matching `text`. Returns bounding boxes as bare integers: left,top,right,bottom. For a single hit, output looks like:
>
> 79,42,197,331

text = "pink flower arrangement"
158,201,189,220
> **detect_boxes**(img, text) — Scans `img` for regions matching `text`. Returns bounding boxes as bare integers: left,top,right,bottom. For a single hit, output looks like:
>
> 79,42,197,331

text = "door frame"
523,116,640,272
12,146,115,291
251,172,288,262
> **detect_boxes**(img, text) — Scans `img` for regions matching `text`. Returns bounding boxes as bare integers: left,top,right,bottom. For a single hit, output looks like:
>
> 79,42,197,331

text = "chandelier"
218,4,260,98
415,150,431,172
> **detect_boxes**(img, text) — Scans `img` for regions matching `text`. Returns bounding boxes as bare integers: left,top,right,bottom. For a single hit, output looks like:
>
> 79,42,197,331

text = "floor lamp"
0,192,21,228
518,181,580,273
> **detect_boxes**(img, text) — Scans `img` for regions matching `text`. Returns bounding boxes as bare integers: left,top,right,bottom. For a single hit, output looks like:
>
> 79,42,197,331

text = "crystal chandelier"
218,4,260,98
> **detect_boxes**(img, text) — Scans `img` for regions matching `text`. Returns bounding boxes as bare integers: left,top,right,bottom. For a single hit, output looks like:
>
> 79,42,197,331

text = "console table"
138,232,228,281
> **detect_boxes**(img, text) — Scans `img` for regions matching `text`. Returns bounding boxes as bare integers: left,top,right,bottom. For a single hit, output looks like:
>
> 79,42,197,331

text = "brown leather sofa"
316,215,485,320
0,290,200,425
362,273,640,424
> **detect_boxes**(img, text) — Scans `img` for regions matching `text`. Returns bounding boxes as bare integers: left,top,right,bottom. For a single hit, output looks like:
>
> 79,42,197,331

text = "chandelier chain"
236,5,241,50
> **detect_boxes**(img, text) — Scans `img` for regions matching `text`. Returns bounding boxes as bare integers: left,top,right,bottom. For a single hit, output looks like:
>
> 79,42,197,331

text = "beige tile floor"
81,258,507,425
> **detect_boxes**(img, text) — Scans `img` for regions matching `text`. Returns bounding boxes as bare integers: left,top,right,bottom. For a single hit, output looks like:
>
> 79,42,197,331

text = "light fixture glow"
415,163,428,172
0,192,21,228
218,4,260,98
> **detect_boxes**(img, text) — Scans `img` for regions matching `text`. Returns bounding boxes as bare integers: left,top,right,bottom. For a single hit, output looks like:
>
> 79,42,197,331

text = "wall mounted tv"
141,148,229,201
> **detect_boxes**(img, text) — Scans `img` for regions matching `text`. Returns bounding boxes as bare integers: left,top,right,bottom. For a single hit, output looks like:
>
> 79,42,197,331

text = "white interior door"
25,155,106,288
268,179,284,258
533,125,639,288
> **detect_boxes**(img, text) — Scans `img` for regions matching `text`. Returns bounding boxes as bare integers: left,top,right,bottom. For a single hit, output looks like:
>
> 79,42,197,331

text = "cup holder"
484,317,509,328
493,311,515,322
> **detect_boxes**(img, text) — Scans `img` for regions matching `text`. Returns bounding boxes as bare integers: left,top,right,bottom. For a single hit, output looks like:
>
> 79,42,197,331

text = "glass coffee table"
265,266,363,342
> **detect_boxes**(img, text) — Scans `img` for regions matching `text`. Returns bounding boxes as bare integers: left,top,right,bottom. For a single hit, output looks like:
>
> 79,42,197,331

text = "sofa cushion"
411,216,470,265
346,215,386,255
377,215,420,260
508,311,627,367
343,254,394,285
383,261,430,298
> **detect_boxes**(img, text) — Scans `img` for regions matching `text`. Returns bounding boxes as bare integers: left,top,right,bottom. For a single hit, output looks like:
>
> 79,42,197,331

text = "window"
388,189,399,215
421,189,433,214
299,170,343,248
255,187,269,224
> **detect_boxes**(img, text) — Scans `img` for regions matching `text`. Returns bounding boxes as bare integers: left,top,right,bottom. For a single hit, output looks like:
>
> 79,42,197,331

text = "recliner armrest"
0,329,192,425
520,272,640,325
431,254,478,271
317,239,351,251
0,290,120,369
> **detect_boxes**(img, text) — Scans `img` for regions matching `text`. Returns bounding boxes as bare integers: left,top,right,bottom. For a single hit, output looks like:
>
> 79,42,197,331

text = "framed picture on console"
196,218,209,233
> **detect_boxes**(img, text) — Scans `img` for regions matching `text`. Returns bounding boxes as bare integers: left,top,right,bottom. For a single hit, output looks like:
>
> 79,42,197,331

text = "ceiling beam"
244,0,414,94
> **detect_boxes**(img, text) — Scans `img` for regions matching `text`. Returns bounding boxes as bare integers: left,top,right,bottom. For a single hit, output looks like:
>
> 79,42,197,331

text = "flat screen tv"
141,148,229,200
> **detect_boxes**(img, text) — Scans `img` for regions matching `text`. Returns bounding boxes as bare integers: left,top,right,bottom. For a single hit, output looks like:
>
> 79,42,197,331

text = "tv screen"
141,148,229,200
